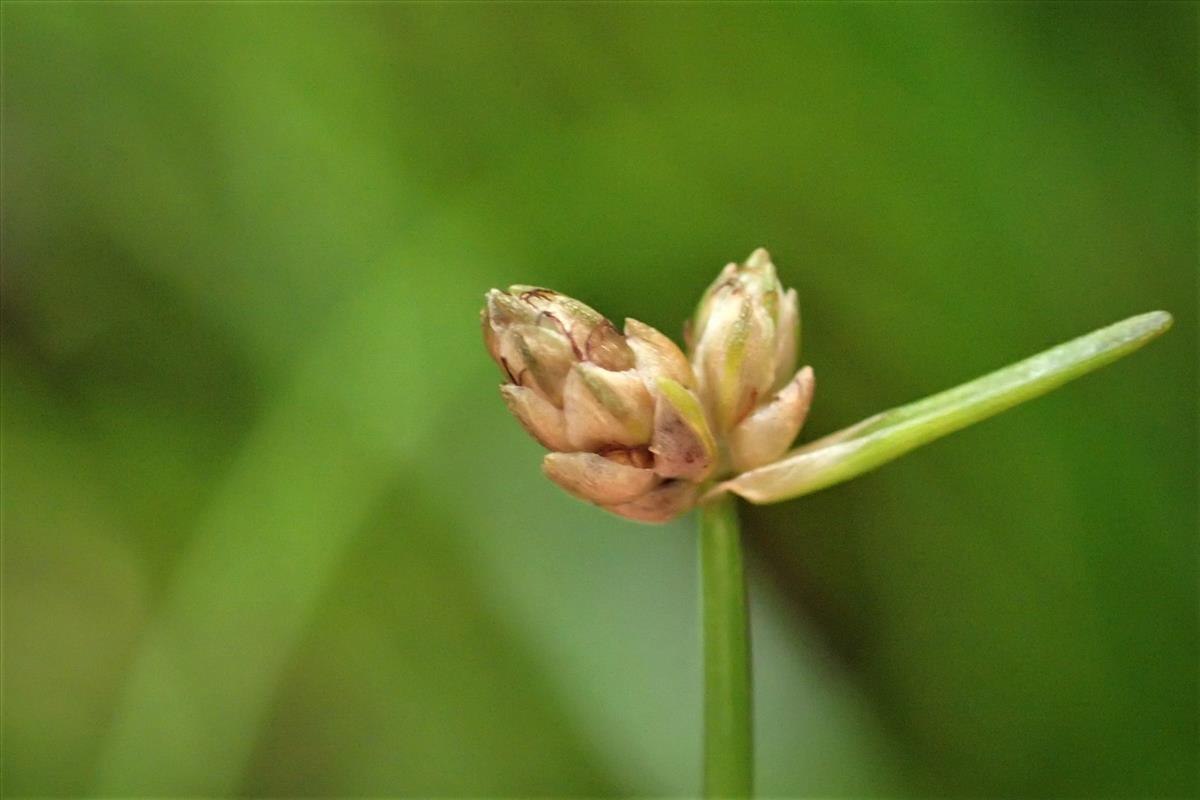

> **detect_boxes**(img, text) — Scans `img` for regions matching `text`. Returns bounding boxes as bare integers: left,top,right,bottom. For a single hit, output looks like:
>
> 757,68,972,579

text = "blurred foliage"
2,2,1196,796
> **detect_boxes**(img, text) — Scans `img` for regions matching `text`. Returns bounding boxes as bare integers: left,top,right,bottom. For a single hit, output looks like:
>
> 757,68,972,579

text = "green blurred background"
2,2,1196,796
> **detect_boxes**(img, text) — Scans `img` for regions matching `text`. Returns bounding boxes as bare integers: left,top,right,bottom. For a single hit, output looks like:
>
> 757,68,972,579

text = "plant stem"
700,493,752,798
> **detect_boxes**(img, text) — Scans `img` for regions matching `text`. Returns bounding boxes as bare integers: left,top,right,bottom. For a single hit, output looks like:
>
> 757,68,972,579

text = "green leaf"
717,311,1173,504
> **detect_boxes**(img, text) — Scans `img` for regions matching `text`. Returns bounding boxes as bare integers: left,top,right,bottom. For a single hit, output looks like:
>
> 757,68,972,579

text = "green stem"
700,493,753,798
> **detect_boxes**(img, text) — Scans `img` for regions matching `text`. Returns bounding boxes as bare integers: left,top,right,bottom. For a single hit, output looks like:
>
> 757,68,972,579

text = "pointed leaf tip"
719,310,1173,505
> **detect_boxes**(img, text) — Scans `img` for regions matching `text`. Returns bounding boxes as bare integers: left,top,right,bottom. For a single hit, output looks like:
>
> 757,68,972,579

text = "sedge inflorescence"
481,248,813,523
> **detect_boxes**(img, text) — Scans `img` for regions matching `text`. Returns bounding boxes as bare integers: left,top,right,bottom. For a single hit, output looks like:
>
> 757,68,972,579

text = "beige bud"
542,452,661,506
626,318,695,388
500,384,570,452
773,288,799,392
562,363,655,450
727,366,815,472
484,286,716,524
689,249,797,434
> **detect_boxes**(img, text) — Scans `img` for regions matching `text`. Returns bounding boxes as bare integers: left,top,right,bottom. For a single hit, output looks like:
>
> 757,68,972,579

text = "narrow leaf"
717,311,1173,504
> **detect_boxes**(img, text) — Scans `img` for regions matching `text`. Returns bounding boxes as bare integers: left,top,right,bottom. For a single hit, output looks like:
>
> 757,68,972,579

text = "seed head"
482,286,717,522
482,249,815,521
688,249,814,472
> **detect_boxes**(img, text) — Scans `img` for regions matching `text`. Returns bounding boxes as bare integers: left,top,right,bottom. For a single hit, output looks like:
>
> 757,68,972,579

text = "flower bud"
727,366,814,472
689,249,814,470
483,286,716,523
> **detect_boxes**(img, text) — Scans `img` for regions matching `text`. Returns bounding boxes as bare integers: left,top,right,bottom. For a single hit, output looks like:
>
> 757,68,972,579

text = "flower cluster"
481,249,813,522
688,248,814,473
